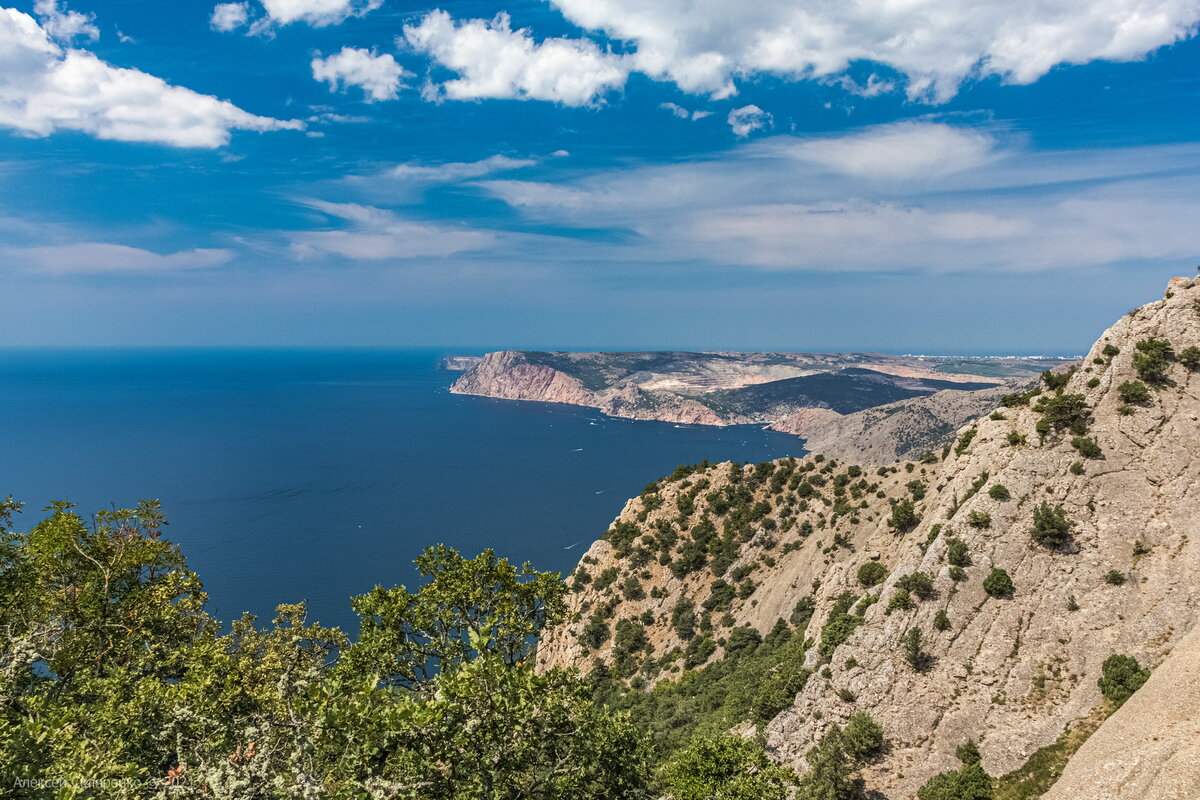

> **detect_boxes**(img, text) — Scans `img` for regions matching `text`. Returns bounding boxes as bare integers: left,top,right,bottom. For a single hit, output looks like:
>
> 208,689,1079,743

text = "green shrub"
1006,430,1027,447
857,561,888,587
1103,569,1126,586
580,613,611,648
983,568,1014,598
1031,502,1072,549
917,763,992,800
888,499,920,532
948,565,967,582
1071,436,1102,458
842,711,884,761
897,571,935,600
1117,380,1151,404
1069,461,1085,475
1086,377,1100,388
725,625,763,656
988,484,1010,500
594,566,620,591
683,635,717,668
819,593,864,658
1180,346,1200,369
955,429,977,455
933,610,951,631
703,580,736,612
671,600,697,640
660,734,795,800
1033,393,1090,436
1133,338,1174,383
622,575,646,600
989,411,1007,421
966,511,992,529
1116,404,1135,416
887,588,915,613
946,537,971,567
1041,370,1071,390
1098,654,1149,706
903,626,931,672
1102,343,1120,358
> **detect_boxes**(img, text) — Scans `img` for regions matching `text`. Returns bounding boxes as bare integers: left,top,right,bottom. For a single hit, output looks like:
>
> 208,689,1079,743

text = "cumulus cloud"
256,0,379,28
788,122,1000,179
402,11,628,106
33,0,96,41
727,104,771,137
312,47,409,102
0,6,303,147
289,200,496,260
10,243,234,274
413,0,1200,103
210,2,249,32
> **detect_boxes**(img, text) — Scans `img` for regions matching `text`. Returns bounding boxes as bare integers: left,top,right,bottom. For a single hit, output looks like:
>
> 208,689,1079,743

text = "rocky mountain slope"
538,277,1200,798
450,349,1070,460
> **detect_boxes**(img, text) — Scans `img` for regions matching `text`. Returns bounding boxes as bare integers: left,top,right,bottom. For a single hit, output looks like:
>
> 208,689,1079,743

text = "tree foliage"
0,501,651,799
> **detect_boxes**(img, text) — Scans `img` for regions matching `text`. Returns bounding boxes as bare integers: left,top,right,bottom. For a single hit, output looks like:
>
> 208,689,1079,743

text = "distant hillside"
449,349,1072,460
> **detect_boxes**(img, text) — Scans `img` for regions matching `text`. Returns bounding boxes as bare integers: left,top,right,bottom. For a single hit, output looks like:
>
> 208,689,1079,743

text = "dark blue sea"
0,349,801,633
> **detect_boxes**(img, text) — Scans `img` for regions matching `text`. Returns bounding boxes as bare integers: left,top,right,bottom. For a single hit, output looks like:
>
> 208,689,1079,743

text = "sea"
0,349,801,634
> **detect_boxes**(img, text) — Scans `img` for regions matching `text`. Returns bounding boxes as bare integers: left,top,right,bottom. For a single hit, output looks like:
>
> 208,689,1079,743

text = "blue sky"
1,0,1198,352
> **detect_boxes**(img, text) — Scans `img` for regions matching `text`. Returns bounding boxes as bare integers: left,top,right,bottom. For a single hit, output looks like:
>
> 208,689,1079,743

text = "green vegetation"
897,571,936,600
819,592,865,658
955,429,978,455
966,510,992,529
1180,346,1200,369
933,609,951,631
917,740,992,800
946,537,971,567
857,560,888,587
889,498,921,532
1117,379,1151,404
794,715,883,800
993,707,1108,800
660,735,794,800
1103,569,1126,586
1030,502,1072,549
903,626,932,672
983,568,1015,598
988,484,1010,500
1099,654,1150,706
1133,337,1174,383
0,500,650,798
1071,436,1102,458
1032,393,1090,436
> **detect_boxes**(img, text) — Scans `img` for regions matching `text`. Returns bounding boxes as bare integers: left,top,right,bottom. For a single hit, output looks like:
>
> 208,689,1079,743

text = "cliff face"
772,384,1016,464
538,278,1200,799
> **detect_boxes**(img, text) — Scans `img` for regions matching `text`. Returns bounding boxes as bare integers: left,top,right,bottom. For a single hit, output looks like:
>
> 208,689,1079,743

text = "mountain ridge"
538,276,1200,799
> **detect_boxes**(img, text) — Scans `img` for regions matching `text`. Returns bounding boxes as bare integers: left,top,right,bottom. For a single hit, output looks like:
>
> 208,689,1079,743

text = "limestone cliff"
538,278,1200,799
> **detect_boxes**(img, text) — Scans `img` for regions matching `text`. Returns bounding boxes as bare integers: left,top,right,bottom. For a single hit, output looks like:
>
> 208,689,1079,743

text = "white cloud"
388,154,536,182
33,0,96,41
727,104,771,137
416,0,1200,103
402,10,628,106
0,6,303,147
210,2,249,32
475,123,1200,273
312,47,409,102
788,122,999,179
289,200,496,260
10,243,233,274
256,0,380,28
660,101,710,120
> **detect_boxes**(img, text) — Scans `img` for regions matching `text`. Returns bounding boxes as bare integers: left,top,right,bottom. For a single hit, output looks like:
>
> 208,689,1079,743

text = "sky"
1,0,1198,353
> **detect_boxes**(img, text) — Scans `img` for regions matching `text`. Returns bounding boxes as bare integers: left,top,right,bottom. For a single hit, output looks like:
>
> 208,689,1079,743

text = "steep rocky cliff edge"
538,277,1200,799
